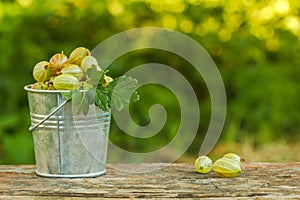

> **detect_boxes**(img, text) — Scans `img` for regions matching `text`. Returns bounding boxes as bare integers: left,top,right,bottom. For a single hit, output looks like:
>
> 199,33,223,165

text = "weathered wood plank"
0,163,299,199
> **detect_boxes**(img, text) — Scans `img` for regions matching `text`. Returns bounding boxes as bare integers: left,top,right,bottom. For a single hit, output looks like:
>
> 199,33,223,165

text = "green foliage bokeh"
0,0,299,163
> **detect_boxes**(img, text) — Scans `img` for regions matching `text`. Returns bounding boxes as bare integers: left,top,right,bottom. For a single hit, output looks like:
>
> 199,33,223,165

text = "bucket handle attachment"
29,99,70,132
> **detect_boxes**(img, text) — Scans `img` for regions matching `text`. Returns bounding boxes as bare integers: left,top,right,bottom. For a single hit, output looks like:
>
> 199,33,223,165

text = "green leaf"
86,88,96,105
72,89,83,114
98,70,107,85
71,89,90,115
61,91,72,100
95,89,109,111
109,76,139,111
86,65,103,86
61,73,139,114
82,94,89,115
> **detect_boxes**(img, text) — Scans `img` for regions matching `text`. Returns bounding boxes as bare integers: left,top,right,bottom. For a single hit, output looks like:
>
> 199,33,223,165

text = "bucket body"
24,85,111,178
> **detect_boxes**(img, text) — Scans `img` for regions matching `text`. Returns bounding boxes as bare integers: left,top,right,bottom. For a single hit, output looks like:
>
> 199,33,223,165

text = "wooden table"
0,163,299,199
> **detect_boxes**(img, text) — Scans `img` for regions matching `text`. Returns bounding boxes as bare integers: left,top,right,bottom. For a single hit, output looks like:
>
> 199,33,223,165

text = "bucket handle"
29,99,70,132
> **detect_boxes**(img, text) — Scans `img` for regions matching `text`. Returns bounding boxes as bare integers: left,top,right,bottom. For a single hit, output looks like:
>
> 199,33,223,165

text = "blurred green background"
0,0,299,164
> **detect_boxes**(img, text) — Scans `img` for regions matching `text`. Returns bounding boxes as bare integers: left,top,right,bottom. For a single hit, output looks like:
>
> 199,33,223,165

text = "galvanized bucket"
24,85,111,178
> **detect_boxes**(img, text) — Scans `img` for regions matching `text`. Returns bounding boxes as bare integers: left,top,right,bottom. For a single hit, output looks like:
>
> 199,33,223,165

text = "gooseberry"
49,53,68,72
61,64,84,80
33,61,52,82
195,156,213,174
53,74,80,90
69,47,91,65
223,153,242,164
212,157,242,178
80,55,101,72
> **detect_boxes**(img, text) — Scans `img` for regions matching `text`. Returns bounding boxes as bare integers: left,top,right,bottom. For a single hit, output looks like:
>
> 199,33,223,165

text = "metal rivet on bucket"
24,85,111,178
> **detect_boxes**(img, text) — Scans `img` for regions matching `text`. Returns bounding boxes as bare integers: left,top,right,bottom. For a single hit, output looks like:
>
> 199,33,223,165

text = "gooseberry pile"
30,47,139,115
194,153,243,178
32,47,110,90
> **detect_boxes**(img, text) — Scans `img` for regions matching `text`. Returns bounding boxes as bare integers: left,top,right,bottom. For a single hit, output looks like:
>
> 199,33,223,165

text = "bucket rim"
24,84,72,93
36,169,106,178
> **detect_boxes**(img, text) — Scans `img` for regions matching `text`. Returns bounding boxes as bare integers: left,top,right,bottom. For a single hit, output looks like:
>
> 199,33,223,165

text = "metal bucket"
24,85,111,178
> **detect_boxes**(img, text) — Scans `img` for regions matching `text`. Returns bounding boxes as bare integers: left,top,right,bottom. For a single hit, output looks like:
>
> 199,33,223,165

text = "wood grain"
0,163,299,199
